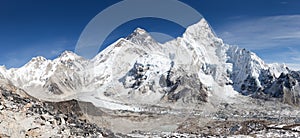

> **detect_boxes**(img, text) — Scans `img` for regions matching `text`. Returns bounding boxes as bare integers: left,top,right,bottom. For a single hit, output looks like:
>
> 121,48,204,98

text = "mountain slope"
0,51,87,101
0,18,297,108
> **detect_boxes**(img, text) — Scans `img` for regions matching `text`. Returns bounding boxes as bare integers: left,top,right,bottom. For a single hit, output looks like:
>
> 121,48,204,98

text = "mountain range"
0,18,298,105
1,18,300,136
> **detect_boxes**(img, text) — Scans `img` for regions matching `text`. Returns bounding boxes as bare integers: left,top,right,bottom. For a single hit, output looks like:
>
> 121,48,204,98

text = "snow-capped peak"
30,56,47,62
268,63,289,77
21,56,49,68
0,65,7,75
58,51,83,61
0,18,294,108
0,65,6,70
126,27,159,47
133,27,147,34
183,18,217,41
126,28,149,40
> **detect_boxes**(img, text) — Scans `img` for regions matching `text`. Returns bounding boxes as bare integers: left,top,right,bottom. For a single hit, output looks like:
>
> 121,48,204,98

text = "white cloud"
282,48,300,69
215,15,300,69
217,15,300,50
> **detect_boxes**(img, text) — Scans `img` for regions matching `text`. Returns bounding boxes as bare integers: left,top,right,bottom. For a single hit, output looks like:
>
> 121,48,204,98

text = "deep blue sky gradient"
1,0,300,68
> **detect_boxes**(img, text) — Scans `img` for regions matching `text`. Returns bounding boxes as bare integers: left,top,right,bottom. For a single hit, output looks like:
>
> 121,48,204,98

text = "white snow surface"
0,18,290,111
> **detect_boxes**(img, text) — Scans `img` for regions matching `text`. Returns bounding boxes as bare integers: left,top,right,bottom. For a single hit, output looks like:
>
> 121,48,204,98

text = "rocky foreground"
0,85,117,137
1,84,300,137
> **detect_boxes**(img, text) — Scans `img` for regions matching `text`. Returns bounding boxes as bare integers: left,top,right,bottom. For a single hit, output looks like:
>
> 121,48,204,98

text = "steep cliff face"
262,71,300,105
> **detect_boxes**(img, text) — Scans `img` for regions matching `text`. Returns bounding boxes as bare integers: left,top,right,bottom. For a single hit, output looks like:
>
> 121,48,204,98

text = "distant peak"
126,27,158,46
60,50,76,57
58,50,81,61
133,27,147,34
0,65,7,70
31,56,47,62
23,56,48,67
126,27,150,39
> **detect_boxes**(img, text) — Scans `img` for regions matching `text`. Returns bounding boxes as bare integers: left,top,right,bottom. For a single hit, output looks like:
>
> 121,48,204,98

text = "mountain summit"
0,18,297,106
126,27,160,47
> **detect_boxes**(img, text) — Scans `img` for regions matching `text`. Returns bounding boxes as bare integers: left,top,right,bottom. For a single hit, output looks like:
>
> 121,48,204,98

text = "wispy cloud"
216,15,300,69
268,47,300,64
286,64,300,71
286,47,300,62
280,1,288,5
217,15,300,50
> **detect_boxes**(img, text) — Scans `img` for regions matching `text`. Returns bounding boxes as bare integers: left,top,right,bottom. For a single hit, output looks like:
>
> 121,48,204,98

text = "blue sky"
1,0,300,69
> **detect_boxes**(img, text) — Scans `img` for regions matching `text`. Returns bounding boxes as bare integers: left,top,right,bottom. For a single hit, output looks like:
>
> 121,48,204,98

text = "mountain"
0,51,87,101
0,18,297,106
1,18,300,136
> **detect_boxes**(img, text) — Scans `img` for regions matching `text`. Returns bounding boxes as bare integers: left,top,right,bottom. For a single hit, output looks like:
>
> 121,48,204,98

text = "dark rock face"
240,75,260,95
259,69,276,89
46,83,63,95
162,73,208,103
237,69,277,96
45,100,83,116
263,71,300,105
120,61,208,104
225,46,300,105
119,62,150,89
237,69,300,106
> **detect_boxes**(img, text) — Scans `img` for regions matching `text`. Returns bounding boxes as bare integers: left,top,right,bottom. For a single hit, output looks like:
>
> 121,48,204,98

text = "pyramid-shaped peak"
126,27,159,46
22,56,48,68
126,27,150,39
198,18,210,27
133,27,147,34
60,50,77,57
58,50,83,61
187,18,211,30
183,18,217,40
